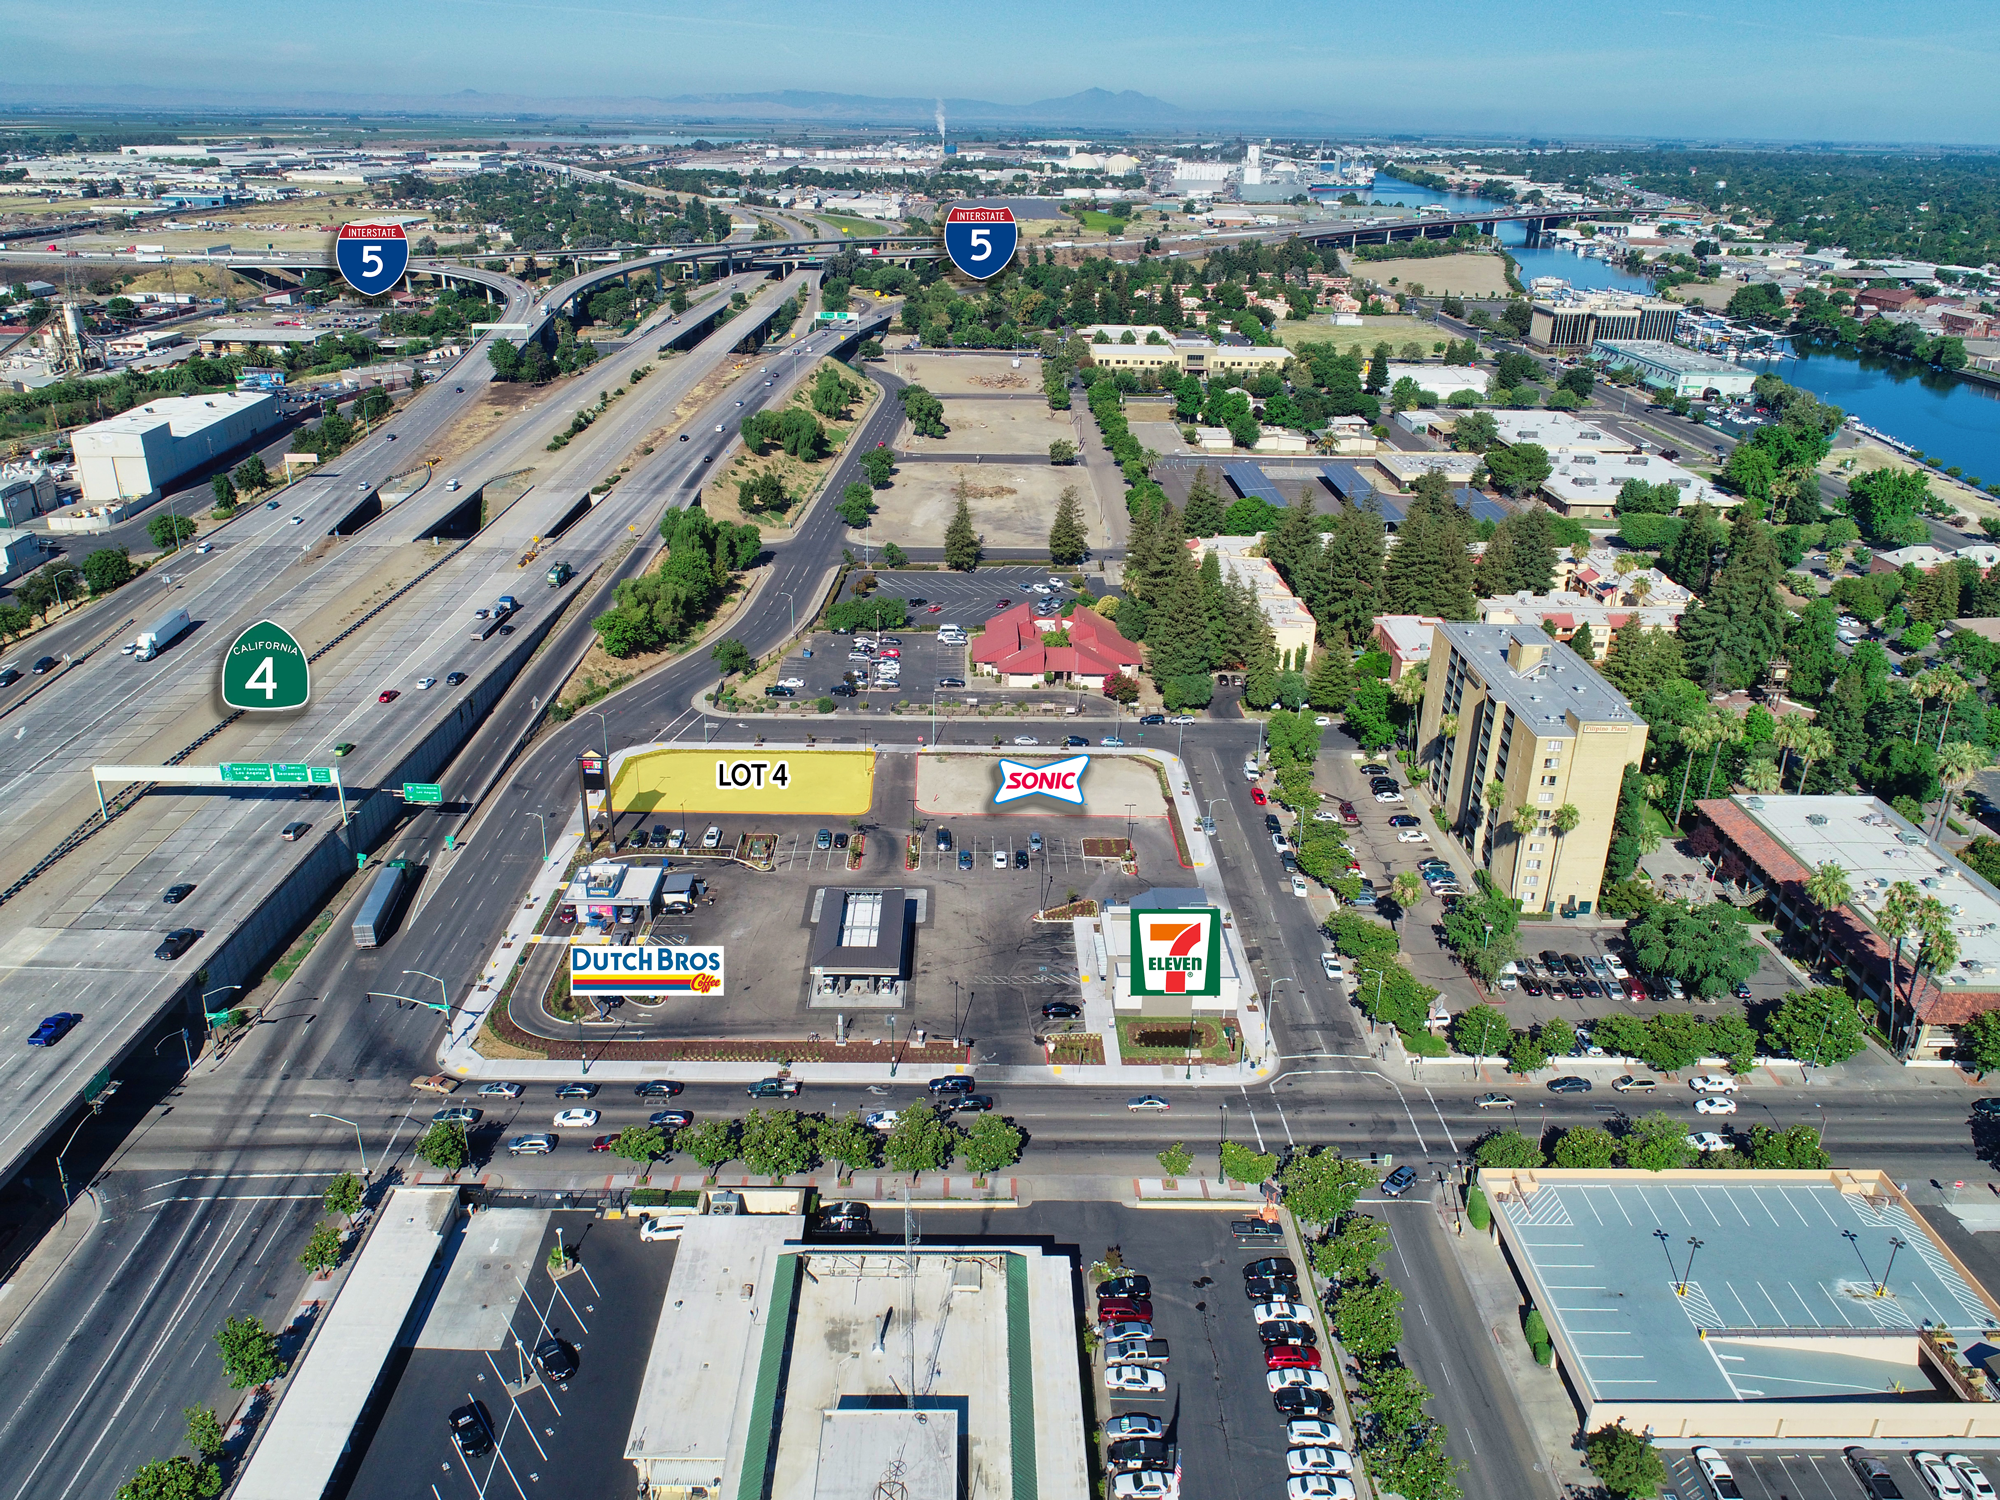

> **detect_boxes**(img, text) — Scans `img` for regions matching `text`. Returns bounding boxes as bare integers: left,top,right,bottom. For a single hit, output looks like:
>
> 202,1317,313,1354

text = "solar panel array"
1222,461,1288,505
1456,487,1510,524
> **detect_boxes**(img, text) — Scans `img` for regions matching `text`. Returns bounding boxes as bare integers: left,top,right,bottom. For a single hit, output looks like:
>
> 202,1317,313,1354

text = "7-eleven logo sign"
1130,908,1222,998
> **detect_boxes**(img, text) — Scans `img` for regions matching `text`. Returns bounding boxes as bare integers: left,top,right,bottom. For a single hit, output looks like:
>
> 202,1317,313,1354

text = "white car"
1310,810,1338,822
1013,735,1037,746
1685,1131,1731,1153
1374,790,1404,803
417,676,436,690
290,514,303,524
1268,1368,1331,1394
864,1110,901,1131
1167,714,1195,724
1690,1074,1738,1094
702,825,723,848
1606,954,1630,979
1396,829,1429,843
553,1108,599,1128
479,1081,524,1098
1287,1419,1343,1448
1286,1476,1354,1500
1288,1449,1353,1477
1320,954,1344,982
1916,1452,1967,1500
1112,1474,1174,1500
1291,875,1309,898
668,828,687,850
640,1215,687,1242
993,848,1009,869
1106,1364,1167,1393
1693,1448,1737,1495
1947,1455,1996,1500
1694,1096,1737,1116
776,677,805,689
196,541,212,553
1253,1300,1308,1325
1313,715,1331,726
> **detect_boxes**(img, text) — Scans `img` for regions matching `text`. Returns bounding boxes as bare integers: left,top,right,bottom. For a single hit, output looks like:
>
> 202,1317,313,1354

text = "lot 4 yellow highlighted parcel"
611,746,876,816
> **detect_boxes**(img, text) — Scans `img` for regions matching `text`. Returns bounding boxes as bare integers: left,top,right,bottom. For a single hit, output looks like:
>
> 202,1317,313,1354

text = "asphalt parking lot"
860,565,1087,623
982,1201,1307,1500
342,1208,672,1500
777,629,969,701
1664,1445,1943,1500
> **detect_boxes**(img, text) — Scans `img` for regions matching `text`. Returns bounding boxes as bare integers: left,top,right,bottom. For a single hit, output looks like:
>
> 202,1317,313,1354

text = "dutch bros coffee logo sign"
1130,908,1223,998
943,204,1017,281
994,753,1088,807
334,221,409,297
571,942,725,998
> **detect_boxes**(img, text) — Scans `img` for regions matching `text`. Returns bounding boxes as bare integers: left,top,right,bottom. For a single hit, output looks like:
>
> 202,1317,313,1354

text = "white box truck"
134,607,191,660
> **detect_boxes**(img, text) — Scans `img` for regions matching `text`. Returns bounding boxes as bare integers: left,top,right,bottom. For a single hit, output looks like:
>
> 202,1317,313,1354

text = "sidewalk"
0,1189,100,1346
437,742,1278,1085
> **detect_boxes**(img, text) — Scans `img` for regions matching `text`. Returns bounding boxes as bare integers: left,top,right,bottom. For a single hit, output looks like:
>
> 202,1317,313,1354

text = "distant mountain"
0,81,1343,132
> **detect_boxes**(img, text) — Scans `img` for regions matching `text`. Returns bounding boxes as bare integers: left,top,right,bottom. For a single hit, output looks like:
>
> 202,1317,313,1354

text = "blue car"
28,1012,81,1047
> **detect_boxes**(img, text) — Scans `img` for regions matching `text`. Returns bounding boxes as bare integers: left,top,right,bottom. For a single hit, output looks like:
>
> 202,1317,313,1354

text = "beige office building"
1417,623,1645,915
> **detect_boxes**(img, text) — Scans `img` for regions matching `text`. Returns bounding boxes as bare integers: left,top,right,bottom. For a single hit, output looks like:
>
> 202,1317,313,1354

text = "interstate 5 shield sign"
942,204,1016,280
334,222,409,297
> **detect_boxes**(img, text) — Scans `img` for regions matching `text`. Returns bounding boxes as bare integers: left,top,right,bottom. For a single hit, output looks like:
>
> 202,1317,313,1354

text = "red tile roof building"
969,603,1143,688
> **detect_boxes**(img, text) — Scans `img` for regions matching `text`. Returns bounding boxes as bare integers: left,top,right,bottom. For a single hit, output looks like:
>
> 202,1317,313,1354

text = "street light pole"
199,984,241,1052
528,812,549,862
585,709,611,764
54,1113,93,1219
404,970,449,1014
311,1113,369,1181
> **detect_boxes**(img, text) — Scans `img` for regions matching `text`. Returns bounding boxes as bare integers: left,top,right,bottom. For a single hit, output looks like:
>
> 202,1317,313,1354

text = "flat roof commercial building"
1693,794,2000,1058
1592,338,1758,400
1528,292,1682,350
1487,410,1635,454
808,886,914,1004
1539,449,1729,520
624,1216,1088,1500
1099,886,1250,1017
1417,625,1646,913
74,391,282,506
1481,1167,2000,1446
1077,323,1291,377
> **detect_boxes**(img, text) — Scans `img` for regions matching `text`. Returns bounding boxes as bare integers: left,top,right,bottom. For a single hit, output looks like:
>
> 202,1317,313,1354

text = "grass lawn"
1280,315,1447,358
821,214,898,237
1115,1015,1239,1063
1641,804,1675,843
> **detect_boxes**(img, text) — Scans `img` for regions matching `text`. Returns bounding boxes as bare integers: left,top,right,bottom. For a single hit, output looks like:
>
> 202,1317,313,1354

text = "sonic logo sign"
571,942,725,1000
993,753,1088,807
1129,908,1223,999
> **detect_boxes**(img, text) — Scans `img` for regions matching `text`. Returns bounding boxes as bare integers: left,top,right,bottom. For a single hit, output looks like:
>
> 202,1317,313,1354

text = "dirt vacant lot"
917,398,1078,456
1343,252,1514,299
880,353,1045,396
871,463,1102,550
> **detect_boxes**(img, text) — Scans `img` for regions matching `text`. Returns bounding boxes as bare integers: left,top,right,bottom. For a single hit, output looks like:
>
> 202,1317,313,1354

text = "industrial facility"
73,391,283,506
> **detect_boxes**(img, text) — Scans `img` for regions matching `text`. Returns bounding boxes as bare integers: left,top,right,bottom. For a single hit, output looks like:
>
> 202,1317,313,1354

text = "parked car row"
1238,1255,1355,1498
1094,1268,1176,1498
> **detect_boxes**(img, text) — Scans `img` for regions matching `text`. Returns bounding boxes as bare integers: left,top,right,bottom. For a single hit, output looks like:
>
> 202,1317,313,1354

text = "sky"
9,0,2000,144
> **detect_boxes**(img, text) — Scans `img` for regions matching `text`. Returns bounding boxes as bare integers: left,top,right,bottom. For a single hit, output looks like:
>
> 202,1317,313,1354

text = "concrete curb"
0,1188,101,1347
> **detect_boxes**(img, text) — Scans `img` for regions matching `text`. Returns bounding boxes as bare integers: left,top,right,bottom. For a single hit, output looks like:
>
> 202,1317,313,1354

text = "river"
1360,175,2000,478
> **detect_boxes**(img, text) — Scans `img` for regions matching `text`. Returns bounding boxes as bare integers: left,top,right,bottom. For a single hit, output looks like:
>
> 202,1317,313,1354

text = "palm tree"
1803,860,1853,966
1879,880,1923,1041
1391,669,1427,749
1391,870,1425,927
1772,712,1810,790
1701,709,1744,800
1909,669,1939,745
1628,572,1654,607
1794,724,1835,794
1933,739,1990,841
1902,897,1960,1057
1544,803,1582,913
1741,759,1782,794
1673,713,1720,826
1931,669,1970,751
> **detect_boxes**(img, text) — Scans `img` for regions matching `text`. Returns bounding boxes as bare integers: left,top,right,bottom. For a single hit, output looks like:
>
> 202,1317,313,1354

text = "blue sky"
14,0,2000,143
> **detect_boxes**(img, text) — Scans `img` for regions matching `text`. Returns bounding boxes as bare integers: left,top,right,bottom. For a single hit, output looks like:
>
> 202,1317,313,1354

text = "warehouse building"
74,392,282,506
1591,339,1758,400
1480,1166,2000,1446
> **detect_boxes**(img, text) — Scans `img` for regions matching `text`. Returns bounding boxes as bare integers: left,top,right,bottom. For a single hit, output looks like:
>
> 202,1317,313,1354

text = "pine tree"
1382,472,1476,619
1675,511,1785,688
1048,485,1087,565
1571,621,1596,659
944,484,981,571
1182,466,1227,537
1319,504,1385,644
1266,493,1320,595
1142,542,1213,686
1660,501,1725,593
1307,638,1355,712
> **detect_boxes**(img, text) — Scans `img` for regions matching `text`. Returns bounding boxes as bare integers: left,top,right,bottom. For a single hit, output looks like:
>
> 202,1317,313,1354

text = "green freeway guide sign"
223,763,334,785
403,783,443,804
221,620,310,712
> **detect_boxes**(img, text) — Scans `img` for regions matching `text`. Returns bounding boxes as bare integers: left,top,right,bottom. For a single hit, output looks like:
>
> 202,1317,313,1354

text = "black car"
1381,1165,1419,1196
0,668,17,686
1580,979,1604,999
635,1079,684,1097
1107,1439,1171,1474
1243,1256,1296,1279
1245,1276,1302,1302
533,1337,578,1382
1274,1387,1335,1416
1845,1449,1905,1500
1138,713,1166,724
764,685,795,697
928,1075,975,1095
649,825,669,849
909,598,928,607
1519,974,1546,996
555,1082,599,1099
1099,1275,1152,1299
650,1109,693,1128
1042,1000,1081,1020
830,683,856,696
1561,979,1585,1000
162,882,196,904
1546,1075,1592,1094
1562,953,1588,976
1257,1319,1318,1347
937,677,966,689
1732,979,1753,999
446,672,468,686
448,1401,493,1456
1013,848,1029,868
1974,1098,2000,1120
1540,949,1565,969
936,828,954,851
31,656,56,675
817,1213,872,1237
952,1094,996,1113
1061,735,1088,747
155,928,198,960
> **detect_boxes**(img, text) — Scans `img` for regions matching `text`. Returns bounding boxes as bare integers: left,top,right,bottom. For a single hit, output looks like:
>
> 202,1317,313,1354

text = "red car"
1097,1297,1153,1323
1250,787,1268,805
378,689,400,703
1266,1344,1322,1370
1339,802,1361,826
1623,976,1649,1001
590,1134,618,1152
926,604,942,613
